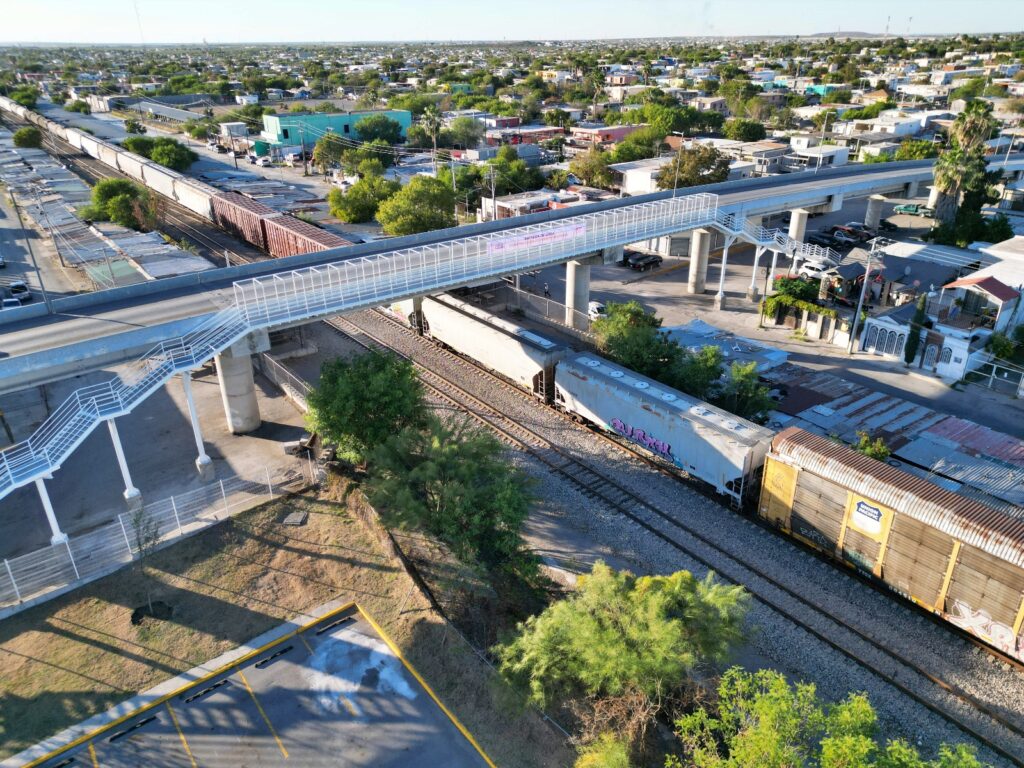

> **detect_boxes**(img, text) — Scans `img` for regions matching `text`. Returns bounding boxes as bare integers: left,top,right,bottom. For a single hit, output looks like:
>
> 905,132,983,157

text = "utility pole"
670,130,685,198
299,125,309,176
489,166,497,222
847,248,875,355
450,155,458,223
229,134,238,169
815,111,831,175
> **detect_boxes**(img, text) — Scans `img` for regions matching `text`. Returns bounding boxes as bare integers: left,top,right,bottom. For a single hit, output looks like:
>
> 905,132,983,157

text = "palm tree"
952,100,998,153
641,62,655,86
421,105,442,174
933,147,988,224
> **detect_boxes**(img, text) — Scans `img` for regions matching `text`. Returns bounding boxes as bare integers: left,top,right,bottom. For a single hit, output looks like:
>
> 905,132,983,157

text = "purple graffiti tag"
608,418,673,460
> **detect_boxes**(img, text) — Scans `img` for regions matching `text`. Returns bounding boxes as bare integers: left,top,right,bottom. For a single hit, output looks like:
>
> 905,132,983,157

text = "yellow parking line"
87,743,99,768
238,670,288,759
166,702,197,768
341,697,358,716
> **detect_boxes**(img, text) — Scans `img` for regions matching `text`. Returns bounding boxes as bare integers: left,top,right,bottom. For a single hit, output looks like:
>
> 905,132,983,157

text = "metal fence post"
265,466,274,499
118,513,134,558
64,539,81,581
170,496,182,536
4,559,22,602
220,479,230,516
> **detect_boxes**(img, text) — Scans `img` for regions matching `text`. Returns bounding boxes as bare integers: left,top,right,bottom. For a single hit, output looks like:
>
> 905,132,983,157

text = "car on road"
878,218,898,232
830,229,861,246
627,252,663,271
588,301,607,321
807,232,837,248
215,144,229,154
893,203,934,217
798,261,834,280
843,221,876,239
8,280,31,303
1,298,21,310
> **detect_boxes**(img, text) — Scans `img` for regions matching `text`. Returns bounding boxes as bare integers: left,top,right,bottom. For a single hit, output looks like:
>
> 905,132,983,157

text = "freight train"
0,95,351,259
387,293,1024,663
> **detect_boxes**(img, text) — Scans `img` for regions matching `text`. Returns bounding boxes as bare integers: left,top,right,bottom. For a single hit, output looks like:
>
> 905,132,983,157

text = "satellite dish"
904,265,912,275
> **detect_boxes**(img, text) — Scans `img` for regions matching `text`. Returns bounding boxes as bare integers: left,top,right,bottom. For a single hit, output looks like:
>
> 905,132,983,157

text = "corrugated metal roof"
772,427,1024,568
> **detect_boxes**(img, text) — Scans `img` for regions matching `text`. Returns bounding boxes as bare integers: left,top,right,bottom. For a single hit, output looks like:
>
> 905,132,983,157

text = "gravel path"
295,312,1024,766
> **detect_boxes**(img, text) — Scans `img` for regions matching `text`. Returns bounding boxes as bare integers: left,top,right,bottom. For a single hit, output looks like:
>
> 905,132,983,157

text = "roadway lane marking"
238,670,288,759
166,702,197,768
297,632,313,655
87,742,99,768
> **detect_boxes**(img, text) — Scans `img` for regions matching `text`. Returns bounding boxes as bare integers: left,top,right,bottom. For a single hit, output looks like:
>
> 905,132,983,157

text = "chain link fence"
255,353,312,411
0,467,307,617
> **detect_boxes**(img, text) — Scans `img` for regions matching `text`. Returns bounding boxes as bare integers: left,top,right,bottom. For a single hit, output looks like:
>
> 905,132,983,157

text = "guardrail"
0,188,833,502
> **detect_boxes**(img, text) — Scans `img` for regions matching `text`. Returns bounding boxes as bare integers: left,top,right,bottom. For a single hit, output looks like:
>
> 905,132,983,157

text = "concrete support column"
600,244,624,265
714,237,734,311
865,195,885,229
107,418,142,510
768,250,780,292
36,477,67,545
748,246,767,302
564,259,592,330
905,180,920,198
215,350,261,434
181,373,214,482
411,296,425,335
788,209,809,243
687,228,711,294
927,184,942,209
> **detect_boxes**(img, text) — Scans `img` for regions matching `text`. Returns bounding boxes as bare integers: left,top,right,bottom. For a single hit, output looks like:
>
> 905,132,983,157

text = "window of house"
282,128,289,139
940,347,952,364
344,124,350,134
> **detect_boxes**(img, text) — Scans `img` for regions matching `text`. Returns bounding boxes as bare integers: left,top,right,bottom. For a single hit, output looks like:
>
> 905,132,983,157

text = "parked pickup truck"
893,203,934,217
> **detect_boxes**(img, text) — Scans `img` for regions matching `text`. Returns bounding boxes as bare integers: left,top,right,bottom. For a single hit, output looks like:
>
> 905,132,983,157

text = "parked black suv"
806,232,836,248
627,252,663,271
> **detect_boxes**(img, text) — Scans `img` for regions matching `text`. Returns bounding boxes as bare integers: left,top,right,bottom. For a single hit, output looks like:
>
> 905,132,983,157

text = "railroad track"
331,309,1024,768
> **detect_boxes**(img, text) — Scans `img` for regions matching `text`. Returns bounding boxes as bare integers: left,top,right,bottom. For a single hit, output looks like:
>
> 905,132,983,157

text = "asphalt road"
0,191,84,302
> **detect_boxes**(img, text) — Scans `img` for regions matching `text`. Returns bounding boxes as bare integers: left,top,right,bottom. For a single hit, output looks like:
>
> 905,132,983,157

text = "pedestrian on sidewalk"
543,282,551,298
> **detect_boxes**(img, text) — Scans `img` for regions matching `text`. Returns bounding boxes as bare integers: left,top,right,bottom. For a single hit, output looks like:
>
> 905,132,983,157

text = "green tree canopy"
569,146,613,188
312,135,345,172
448,115,485,148
12,126,42,148
903,294,928,365
326,174,400,223
367,414,533,572
149,138,197,171
305,349,426,463
355,113,403,144
670,667,989,768
711,361,774,425
10,86,39,109
81,177,155,231
655,145,731,191
609,125,668,163
376,175,456,235
723,118,767,142
496,561,748,715
894,139,938,160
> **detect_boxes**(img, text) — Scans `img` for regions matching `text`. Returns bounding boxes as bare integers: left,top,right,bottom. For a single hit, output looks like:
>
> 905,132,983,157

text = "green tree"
669,667,988,768
122,135,156,156
610,125,668,163
546,168,571,189
305,349,425,463
10,86,39,109
496,562,748,738
723,118,767,142
377,175,456,235
894,139,938,160
367,414,533,572
312,135,345,172
711,361,774,424
149,138,197,171
655,145,731,191
314,101,337,113
81,178,156,231
904,294,928,365
448,115,484,148
123,118,147,135
855,431,891,461
569,145,613,188
65,99,91,114
354,113,403,144
12,126,42,148
326,175,400,223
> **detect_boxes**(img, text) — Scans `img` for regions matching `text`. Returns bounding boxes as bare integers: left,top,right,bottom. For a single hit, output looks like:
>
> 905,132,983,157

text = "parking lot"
27,606,492,768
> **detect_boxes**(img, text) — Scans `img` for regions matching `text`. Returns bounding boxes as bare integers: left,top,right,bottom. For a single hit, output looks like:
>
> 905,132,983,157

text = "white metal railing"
0,190,808,500
0,467,306,616
714,210,843,264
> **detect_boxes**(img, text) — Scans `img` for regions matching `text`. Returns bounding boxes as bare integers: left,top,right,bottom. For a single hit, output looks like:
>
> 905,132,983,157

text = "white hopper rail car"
555,353,774,504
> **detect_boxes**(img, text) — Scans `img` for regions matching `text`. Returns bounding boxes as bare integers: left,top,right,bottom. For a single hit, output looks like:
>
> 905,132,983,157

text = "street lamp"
670,131,686,198
814,110,832,175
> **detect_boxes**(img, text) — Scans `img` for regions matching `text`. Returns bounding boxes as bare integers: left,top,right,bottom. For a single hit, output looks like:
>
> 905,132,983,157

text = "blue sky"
3,0,1023,44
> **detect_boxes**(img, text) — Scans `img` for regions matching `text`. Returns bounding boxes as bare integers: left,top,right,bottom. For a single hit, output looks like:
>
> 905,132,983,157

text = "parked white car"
588,301,607,321
798,261,833,280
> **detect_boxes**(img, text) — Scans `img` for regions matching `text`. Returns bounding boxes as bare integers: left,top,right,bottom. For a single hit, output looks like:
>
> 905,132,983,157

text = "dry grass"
0,489,571,768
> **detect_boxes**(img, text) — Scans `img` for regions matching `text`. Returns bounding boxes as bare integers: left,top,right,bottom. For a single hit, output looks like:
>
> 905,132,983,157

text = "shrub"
987,332,1015,360
65,99,91,114
12,126,42,148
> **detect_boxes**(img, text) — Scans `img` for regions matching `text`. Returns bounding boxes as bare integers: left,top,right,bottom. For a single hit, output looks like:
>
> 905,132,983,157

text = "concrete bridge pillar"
600,244,624,264
107,418,142,511
181,373,214,482
768,250,780,291
216,350,261,434
788,209,809,243
748,246,767,302
865,195,886,229
714,237,735,311
905,180,920,198
411,296,425,335
687,228,711,294
565,256,596,330
36,477,67,546
927,185,942,209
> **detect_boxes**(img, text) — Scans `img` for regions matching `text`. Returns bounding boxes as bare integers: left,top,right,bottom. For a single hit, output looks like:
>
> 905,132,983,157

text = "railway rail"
330,308,1024,768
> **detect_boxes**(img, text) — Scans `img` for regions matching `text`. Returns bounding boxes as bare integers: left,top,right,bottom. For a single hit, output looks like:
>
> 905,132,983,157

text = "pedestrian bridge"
0,189,846,504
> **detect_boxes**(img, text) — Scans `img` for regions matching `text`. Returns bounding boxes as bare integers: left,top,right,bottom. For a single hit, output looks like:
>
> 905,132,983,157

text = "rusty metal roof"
772,427,1024,568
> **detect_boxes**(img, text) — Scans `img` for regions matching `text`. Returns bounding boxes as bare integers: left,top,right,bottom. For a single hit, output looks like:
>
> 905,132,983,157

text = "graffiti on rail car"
610,418,673,460
946,599,1024,659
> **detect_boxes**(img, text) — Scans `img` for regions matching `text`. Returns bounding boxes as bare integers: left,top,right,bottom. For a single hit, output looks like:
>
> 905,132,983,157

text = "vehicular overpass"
3,157,1024,541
